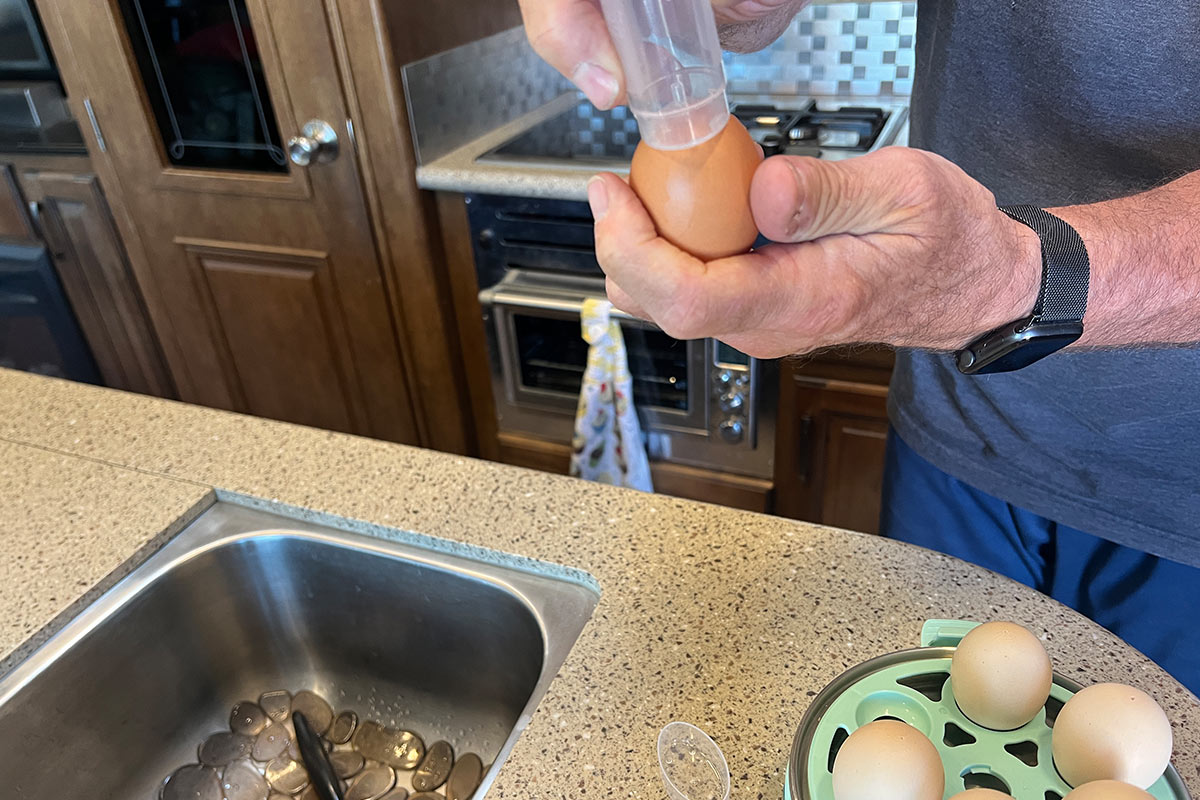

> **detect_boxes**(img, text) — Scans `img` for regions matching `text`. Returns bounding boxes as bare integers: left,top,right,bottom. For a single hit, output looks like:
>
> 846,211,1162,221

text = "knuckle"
660,288,711,341
593,232,621,272
528,25,568,64
901,152,942,201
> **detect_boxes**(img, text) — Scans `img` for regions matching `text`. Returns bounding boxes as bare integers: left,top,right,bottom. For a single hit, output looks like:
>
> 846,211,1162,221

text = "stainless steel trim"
479,284,639,322
479,270,708,432
82,97,106,153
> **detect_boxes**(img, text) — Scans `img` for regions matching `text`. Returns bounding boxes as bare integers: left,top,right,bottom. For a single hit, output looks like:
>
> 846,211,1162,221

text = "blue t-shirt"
890,1,1200,567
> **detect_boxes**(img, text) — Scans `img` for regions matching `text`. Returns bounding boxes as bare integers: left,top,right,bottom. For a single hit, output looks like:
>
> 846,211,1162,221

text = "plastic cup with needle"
597,0,729,150
657,721,731,800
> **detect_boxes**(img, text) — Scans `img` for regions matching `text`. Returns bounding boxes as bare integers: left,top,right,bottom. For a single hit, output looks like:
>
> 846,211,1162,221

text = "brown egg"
948,791,1015,800
1052,683,1173,789
1063,781,1156,800
950,621,1053,731
831,719,944,800
629,115,762,261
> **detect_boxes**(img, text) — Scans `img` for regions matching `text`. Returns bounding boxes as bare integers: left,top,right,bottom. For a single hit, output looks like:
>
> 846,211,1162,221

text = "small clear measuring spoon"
657,722,731,800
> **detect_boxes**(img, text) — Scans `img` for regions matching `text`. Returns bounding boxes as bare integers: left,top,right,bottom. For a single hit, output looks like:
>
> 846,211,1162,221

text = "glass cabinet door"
114,0,288,172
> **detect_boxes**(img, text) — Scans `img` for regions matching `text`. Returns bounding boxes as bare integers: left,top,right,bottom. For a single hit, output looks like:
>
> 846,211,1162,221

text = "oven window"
513,315,689,410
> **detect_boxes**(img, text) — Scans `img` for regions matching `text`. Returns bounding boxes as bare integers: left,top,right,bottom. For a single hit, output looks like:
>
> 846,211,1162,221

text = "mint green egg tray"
784,620,1191,800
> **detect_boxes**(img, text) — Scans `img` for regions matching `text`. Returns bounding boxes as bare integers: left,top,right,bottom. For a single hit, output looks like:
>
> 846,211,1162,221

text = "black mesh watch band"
998,204,1090,325
956,206,1090,374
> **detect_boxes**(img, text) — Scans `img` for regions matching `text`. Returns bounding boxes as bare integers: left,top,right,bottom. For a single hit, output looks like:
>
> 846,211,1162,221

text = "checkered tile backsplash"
723,1,918,98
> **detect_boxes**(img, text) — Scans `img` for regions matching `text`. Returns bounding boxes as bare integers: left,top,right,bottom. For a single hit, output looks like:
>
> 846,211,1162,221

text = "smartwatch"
956,205,1090,375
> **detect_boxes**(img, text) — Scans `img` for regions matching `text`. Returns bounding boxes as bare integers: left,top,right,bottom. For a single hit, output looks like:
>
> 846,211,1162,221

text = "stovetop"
480,94,908,168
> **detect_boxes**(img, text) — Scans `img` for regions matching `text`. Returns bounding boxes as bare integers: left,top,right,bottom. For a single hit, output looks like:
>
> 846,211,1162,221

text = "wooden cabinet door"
38,0,418,441
0,165,35,241
18,166,173,396
775,376,891,534
819,411,889,533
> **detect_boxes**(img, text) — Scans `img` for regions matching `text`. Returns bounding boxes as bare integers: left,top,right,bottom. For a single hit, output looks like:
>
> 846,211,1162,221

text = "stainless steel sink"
0,501,599,798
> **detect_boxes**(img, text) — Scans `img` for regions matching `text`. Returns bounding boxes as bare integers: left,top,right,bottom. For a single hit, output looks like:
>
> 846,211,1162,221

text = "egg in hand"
831,719,944,800
629,115,762,261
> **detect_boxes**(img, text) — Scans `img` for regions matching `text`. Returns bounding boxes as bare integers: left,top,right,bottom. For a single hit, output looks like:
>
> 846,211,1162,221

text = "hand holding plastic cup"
657,722,731,800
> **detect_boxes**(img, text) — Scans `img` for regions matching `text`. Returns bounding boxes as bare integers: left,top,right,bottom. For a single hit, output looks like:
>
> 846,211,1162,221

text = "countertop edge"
415,93,909,200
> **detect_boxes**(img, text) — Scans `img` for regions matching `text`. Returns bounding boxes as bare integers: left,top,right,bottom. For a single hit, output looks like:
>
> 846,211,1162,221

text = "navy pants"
880,429,1200,696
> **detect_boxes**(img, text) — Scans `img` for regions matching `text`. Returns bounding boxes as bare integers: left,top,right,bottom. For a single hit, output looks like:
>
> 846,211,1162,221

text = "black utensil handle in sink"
293,710,345,800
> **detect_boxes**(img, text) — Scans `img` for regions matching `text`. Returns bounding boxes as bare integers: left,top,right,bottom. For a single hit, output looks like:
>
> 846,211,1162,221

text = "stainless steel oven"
469,193,775,479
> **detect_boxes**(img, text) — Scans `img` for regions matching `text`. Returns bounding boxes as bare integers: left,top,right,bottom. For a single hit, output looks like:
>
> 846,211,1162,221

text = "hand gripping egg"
599,0,761,262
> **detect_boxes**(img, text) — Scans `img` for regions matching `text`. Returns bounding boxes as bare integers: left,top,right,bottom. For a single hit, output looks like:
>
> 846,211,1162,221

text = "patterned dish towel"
569,298,654,492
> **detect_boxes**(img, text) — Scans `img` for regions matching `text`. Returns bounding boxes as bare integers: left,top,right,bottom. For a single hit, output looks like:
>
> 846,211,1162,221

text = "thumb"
749,149,913,242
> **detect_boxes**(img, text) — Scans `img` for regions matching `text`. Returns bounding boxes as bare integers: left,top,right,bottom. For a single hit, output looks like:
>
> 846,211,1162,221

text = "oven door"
478,270,709,443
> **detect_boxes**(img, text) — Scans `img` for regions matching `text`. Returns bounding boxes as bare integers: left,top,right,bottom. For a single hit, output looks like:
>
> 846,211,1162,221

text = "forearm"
1050,170,1200,347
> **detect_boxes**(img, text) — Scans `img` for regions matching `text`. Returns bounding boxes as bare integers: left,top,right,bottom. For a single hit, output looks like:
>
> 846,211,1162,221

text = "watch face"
968,333,1082,374
957,321,1084,375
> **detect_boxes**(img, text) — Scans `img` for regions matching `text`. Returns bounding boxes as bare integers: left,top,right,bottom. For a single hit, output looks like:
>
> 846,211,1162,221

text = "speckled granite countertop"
415,93,910,201
0,367,1194,799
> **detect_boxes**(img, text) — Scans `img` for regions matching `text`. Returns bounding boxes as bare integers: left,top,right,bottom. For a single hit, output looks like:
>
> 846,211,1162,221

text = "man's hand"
586,147,1044,358
518,0,810,110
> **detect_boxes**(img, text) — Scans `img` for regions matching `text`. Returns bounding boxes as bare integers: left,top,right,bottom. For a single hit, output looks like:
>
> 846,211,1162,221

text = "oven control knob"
718,417,745,444
477,228,496,248
719,390,745,413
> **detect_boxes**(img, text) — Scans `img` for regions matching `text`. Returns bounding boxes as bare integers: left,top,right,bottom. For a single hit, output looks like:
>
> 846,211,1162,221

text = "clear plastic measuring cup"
657,722,731,800
597,0,730,150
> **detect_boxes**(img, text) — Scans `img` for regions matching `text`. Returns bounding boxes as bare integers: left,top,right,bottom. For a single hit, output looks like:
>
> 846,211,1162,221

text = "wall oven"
469,193,775,479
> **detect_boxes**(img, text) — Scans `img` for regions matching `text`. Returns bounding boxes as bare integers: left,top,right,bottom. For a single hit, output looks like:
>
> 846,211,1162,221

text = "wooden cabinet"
3,153,172,396
774,350,894,534
0,165,35,240
35,0,424,442
13,159,173,396
497,431,775,513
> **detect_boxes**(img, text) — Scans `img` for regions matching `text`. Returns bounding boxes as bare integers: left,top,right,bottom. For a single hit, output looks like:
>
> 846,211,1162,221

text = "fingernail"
587,176,609,220
573,62,620,109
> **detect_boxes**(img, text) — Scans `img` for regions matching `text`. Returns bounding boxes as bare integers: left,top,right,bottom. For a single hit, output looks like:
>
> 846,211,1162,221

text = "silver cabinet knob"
718,390,745,413
718,418,745,444
288,120,339,166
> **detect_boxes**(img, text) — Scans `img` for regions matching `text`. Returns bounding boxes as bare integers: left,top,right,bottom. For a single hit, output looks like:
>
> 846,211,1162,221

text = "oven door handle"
478,284,641,322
